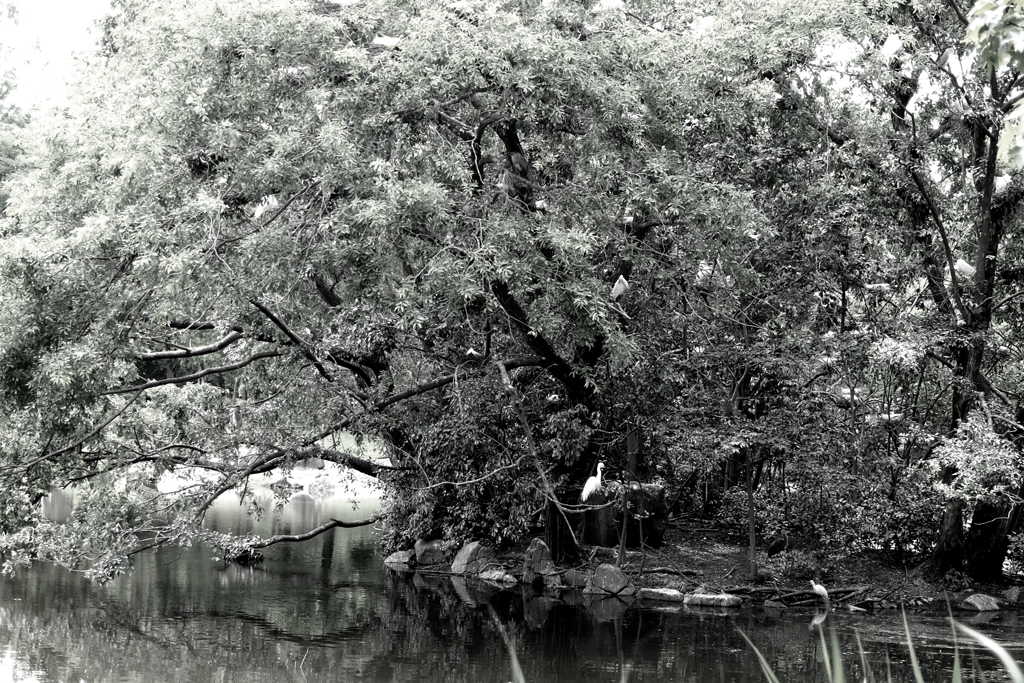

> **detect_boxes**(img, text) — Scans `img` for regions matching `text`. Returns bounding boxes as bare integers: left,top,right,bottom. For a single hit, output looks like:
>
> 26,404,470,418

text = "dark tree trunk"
319,526,336,587
544,499,579,564
889,48,1024,586
964,498,1012,582
923,498,964,580
746,454,757,581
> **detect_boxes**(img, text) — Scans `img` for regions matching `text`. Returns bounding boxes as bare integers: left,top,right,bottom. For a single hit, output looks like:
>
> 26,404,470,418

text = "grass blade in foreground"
737,629,782,683
947,604,962,683
954,622,1024,683
488,604,527,683
901,609,927,683
818,622,834,683
854,630,869,683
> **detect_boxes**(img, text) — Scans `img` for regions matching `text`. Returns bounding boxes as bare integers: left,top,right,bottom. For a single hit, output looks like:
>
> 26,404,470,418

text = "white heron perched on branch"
581,462,604,502
810,580,829,605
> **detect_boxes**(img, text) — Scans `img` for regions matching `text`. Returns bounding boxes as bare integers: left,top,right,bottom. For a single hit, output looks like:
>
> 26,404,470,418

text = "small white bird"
954,258,976,278
581,462,604,502
253,194,279,220
610,275,630,300
810,580,829,604
936,46,955,69
994,174,1012,197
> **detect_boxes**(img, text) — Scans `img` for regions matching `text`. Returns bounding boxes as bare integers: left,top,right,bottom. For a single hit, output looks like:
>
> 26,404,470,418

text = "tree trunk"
746,455,757,580
964,498,1012,582
319,525,336,587
544,499,579,564
922,498,964,580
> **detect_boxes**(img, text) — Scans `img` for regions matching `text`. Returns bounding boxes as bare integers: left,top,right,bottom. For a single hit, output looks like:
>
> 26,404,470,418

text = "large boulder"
384,549,416,568
960,593,1000,612
563,568,592,588
638,587,685,602
451,541,495,575
583,563,634,596
684,593,742,608
581,481,669,548
522,538,562,589
414,538,446,565
478,568,518,585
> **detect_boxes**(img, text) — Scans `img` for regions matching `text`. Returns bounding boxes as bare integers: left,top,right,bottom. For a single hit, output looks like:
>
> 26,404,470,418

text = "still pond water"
1,485,1023,683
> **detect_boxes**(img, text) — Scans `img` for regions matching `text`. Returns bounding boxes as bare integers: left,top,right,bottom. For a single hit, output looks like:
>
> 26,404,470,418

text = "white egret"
994,174,1012,198
581,462,604,502
954,258,976,278
936,46,955,69
610,275,630,300
810,580,829,604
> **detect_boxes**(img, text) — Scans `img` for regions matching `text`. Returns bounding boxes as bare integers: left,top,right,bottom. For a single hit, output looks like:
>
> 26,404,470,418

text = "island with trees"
0,0,1023,602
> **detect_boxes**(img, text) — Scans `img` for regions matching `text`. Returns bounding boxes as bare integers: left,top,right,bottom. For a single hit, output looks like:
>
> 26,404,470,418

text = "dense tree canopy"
0,0,1022,583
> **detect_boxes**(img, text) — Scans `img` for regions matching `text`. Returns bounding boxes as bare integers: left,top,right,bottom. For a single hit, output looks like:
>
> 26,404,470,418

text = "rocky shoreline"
384,537,1024,614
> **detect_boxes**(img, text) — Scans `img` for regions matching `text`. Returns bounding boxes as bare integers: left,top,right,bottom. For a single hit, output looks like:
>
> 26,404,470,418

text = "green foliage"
932,413,1023,503
0,0,1021,579
967,0,1024,162
1008,531,1024,574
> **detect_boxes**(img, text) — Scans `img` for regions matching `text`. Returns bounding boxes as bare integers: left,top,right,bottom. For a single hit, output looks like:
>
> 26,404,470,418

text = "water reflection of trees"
9,490,1024,682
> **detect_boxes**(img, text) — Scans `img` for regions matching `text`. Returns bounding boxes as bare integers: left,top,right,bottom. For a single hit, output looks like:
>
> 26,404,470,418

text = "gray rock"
588,563,631,596
638,587,685,602
960,593,1000,612
414,538,445,565
1004,586,1023,604
683,593,742,608
522,537,552,580
563,568,591,588
522,538,562,588
451,541,495,575
478,568,517,585
384,549,415,567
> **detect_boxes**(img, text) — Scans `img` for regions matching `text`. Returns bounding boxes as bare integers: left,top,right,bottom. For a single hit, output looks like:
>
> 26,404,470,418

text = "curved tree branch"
247,514,383,550
300,444,412,476
489,280,592,403
18,391,145,470
306,355,546,444
137,331,243,360
104,350,283,395
910,170,971,322
324,351,374,390
494,360,579,548
250,298,334,382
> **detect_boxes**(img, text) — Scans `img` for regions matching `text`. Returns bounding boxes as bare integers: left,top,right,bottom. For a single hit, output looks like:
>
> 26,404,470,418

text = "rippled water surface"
1,486,1023,682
